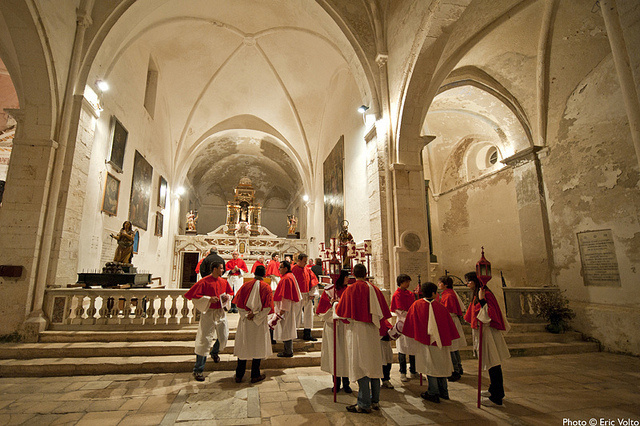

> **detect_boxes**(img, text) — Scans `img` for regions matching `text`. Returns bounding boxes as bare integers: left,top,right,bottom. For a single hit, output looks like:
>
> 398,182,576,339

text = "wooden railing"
43,288,199,330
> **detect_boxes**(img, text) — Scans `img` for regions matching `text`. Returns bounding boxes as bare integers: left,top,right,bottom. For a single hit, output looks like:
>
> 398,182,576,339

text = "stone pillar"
365,125,391,289
392,136,434,288
502,147,553,286
0,109,58,337
48,98,98,286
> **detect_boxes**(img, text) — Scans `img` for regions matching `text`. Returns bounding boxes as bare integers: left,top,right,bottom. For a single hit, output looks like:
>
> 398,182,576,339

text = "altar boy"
184,260,233,382
402,282,459,403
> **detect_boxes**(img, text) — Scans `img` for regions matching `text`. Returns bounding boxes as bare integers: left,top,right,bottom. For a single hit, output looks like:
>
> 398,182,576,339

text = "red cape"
390,287,415,312
292,264,310,293
226,258,248,275
464,289,507,330
273,272,300,302
195,258,204,274
403,299,460,346
265,260,281,277
335,280,391,323
233,279,274,314
184,276,234,309
440,288,464,316
316,285,346,315
305,264,319,288
379,317,393,337
251,261,265,273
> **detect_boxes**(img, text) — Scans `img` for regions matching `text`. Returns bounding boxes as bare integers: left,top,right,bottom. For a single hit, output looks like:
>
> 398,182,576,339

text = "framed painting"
128,150,153,230
323,135,344,244
155,211,163,237
107,116,128,173
101,172,120,216
157,175,167,208
133,230,140,254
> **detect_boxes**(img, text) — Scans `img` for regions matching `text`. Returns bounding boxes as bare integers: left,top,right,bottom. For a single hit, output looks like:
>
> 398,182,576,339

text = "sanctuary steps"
0,323,599,377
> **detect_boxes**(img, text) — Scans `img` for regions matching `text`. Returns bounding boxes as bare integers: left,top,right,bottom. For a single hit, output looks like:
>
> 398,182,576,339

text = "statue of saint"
337,220,354,269
186,210,198,232
287,214,298,235
110,221,135,263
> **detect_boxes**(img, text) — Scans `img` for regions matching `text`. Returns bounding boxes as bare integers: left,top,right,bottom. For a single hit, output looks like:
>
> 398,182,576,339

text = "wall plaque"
577,230,621,287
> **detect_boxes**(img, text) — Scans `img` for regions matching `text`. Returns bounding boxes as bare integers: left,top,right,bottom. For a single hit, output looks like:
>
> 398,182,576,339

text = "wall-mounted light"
302,194,309,202
96,80,109,92
357,105,369,114
176,186,186,196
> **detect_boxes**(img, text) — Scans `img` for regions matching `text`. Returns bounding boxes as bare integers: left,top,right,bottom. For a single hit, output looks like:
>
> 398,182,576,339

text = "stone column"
0,109,58,337
392,136,435,287
502,147,553,286
365,125,391,289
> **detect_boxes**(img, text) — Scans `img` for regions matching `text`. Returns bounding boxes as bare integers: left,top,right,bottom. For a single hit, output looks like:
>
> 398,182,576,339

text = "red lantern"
476,247,492,287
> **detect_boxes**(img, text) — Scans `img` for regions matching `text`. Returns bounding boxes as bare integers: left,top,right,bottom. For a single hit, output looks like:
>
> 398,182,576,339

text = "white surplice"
234,280,273,360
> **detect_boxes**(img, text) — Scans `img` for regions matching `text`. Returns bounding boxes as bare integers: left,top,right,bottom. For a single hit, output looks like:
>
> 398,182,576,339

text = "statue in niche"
186,210,198,233
337,220,354,269
287,214,298,235
110,220,135,263
239,201,249,222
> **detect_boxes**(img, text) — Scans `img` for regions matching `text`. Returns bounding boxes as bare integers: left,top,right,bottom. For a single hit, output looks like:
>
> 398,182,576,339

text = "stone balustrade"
43,288,199,330
502,287,559,323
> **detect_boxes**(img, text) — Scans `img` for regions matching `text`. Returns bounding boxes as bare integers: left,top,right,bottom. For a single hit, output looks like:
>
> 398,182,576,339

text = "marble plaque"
577,230,621,287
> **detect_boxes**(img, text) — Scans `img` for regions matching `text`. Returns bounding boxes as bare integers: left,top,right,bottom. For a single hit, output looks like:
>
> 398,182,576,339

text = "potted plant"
536,290,575,333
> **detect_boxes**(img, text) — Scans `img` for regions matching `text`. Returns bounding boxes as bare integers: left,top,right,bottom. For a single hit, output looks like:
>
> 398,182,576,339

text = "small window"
144,57,158,118
488,147,498,165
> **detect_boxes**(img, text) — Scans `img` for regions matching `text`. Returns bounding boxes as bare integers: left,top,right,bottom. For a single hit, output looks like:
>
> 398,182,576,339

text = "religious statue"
186,210,198,233
110,220,135,263
337,220,354,269
287,214,298,235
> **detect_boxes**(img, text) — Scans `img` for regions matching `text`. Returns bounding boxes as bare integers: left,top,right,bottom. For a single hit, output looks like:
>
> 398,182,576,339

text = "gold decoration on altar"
226,178,262,236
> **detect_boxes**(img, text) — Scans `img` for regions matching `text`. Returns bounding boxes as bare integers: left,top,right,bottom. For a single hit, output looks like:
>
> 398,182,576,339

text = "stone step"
38,328,324,343
8,331,581,359
0,341,599,378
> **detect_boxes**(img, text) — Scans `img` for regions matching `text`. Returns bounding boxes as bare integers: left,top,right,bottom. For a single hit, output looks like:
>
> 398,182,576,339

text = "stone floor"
0,352,638,425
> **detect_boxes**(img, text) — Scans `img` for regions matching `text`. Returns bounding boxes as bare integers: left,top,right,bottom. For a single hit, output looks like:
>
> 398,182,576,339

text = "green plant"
536,290,575,334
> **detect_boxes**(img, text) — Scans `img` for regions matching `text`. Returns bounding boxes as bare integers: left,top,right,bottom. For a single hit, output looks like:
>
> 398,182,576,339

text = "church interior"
0,1,639,422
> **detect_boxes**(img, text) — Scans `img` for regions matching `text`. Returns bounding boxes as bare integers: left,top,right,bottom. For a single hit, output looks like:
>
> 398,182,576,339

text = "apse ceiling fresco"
186,134,301,207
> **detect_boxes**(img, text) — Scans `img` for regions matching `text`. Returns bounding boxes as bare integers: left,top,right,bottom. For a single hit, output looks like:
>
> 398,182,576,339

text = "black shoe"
251,374,266,383
346,404,371,413
193,372,205,382
459,367,464,375
420,392,440,403
277,352,293,358
271,340,277,344
332,386,340,393
212,353,220,363
440,394,450,400
447,372,461,382
235,376,243,383
303,330,318,341
343,385,352,394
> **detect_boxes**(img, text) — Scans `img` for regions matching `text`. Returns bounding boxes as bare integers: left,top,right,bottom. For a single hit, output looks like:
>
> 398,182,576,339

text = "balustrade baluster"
71,295,86,325
157,295,168,325
168,295,178,324
179,296,191,325
83,295,97,325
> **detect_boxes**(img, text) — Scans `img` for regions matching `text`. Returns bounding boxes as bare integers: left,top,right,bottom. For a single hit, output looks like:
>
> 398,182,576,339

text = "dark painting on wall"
129,150,153,230
323,135,344,244
157,175,167,208
155,211,163,237
107,116,128,172
101,172,120,216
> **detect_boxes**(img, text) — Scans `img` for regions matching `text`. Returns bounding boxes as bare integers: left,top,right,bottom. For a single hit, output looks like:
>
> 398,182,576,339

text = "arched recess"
395,0,536,158
175,115,311,196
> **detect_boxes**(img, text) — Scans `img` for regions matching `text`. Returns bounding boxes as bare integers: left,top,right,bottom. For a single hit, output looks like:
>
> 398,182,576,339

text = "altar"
172,178,307,287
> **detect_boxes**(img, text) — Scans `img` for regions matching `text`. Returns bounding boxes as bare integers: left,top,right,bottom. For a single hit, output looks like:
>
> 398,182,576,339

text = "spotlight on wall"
176,186,186,196
96,80,109,92
357,105,369,114
302,194,309,202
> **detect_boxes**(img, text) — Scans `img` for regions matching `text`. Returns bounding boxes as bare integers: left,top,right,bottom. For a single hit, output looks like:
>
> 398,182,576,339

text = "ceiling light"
96,80,109,92
357,105,369,114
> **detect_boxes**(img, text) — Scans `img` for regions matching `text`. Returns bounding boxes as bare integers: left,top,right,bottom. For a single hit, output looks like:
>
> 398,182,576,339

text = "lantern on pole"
476,247,492,287
475,247,491,408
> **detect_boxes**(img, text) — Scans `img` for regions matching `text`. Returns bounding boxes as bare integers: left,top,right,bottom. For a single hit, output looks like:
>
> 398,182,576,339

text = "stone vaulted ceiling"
92,0,369,205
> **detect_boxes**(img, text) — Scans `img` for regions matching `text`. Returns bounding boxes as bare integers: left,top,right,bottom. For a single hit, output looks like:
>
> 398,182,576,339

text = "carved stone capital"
375,54,388,67
76,8,93,28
